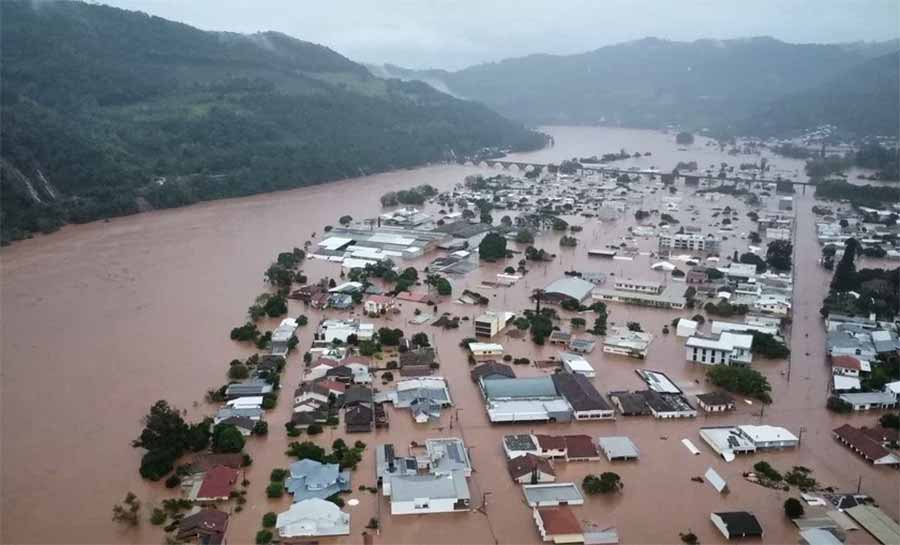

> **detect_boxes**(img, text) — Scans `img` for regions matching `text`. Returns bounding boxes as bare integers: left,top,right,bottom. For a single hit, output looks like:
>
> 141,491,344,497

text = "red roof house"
196,465,239,502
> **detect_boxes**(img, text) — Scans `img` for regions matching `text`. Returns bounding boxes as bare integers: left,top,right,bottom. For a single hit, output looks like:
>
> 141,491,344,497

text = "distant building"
695,391,736,413
474,311,515,338
602,327,653,359
468,342,505,361
658,233,720,253
542,277,596,305
559,352,595,378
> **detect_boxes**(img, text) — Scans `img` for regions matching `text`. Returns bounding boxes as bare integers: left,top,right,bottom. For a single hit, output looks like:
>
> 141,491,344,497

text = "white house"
388,471,471,515
469,342,505,360
559,352,595,378
474,311,515,338
602,327,653,359
676,319,698,338
752,295,791,316
685,332,754,366
363,295,395,315
275,498,350,538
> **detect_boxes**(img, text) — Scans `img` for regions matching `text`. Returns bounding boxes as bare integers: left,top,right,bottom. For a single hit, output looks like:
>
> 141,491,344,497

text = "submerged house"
275,498,350,538
285,459,351,502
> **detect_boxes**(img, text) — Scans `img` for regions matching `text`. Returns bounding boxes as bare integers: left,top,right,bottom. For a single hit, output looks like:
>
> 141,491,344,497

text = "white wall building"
685,332,754,366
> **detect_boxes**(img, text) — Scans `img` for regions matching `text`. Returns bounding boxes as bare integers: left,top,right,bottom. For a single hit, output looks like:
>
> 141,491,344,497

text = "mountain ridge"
0,0,545,243
370,36,899,135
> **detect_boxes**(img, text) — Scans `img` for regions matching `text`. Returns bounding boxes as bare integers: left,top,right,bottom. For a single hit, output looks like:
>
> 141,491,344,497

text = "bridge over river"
458,158,814,193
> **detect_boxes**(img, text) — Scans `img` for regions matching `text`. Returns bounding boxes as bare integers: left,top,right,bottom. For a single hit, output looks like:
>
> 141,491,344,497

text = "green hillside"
0,1,545,243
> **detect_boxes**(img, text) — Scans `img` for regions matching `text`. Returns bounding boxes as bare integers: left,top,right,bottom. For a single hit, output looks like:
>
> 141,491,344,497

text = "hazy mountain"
738,51,900,137
372,37,898,134
0,1,544,242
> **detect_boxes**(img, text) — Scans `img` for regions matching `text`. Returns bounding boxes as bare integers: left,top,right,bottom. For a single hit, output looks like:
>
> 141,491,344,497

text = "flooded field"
2,127,897,545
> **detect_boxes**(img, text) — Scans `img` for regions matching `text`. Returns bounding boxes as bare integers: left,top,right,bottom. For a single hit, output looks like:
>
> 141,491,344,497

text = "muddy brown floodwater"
2,127,897,545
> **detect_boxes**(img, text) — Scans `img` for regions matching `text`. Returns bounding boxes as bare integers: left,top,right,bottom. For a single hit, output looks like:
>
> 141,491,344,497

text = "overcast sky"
100,0,899,70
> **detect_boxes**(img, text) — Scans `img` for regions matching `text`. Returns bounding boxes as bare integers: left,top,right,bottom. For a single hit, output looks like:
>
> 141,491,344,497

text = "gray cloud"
99,0,900,69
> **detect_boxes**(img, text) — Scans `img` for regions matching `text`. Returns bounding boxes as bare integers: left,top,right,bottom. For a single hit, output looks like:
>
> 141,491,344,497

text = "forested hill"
0,1,545,244
736,51,900,137
372,37,898,135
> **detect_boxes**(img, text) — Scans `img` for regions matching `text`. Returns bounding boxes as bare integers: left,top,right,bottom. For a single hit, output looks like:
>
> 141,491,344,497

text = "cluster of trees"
479,232,508,261
264,248,306,289
377,327,404,346
750,332,791,359
559,235,578,247
824,238,900,319
675,132,695,145
132,400,215,481
815,180,900,209
525,246,553,261
704,299,749,317
804,143,899,181
707,366,772,403
582,472,622,494
285,438,366,470
380,185,438,207
766,240,792,271
248,293,289,320
0,2,545,244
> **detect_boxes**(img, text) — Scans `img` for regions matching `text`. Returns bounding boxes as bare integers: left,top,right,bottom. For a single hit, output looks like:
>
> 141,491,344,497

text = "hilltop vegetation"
0,1,545,243
373,37,898,137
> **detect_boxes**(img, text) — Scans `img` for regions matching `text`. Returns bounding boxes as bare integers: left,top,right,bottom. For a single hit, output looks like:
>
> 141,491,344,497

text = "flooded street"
2,127,897,545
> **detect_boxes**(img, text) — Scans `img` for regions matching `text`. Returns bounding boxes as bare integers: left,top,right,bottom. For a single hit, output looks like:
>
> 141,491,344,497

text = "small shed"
676,319,698,338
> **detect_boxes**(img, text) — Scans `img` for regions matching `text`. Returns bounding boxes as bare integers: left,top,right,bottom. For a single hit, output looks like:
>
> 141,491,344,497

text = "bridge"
456,158,815,193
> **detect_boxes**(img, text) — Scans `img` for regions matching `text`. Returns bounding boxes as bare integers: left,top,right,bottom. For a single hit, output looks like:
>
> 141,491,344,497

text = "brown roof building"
833,424,900,465
195,465,239,502
534,505,584,543
176,509,229,544
507,453,556,484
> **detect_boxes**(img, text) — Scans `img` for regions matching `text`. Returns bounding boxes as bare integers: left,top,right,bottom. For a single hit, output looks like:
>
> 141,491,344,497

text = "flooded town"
3,126,899,545
3,2,900,545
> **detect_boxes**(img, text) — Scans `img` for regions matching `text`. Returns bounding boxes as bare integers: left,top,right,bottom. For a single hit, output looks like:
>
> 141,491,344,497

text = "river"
1,127,896,545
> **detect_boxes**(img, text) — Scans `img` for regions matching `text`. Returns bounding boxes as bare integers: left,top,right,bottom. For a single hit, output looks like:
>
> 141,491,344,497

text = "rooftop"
523,483,584,507
537,505,583,536
597,436,640,460
389,470,470,502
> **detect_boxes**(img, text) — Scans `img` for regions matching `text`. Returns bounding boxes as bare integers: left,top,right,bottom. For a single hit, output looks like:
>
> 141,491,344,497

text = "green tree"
583,472,622,494
766,240,793,271
880,413,900,430
676,132,695,145
286,441,326,461
707,366,772,403
784,498,804,519
831,238,860,292
479,232,507,260
265,482,284,498
212,424,245,453
262,512,277,528
228,363,249,380
515,229,535,244
132,400,190,455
